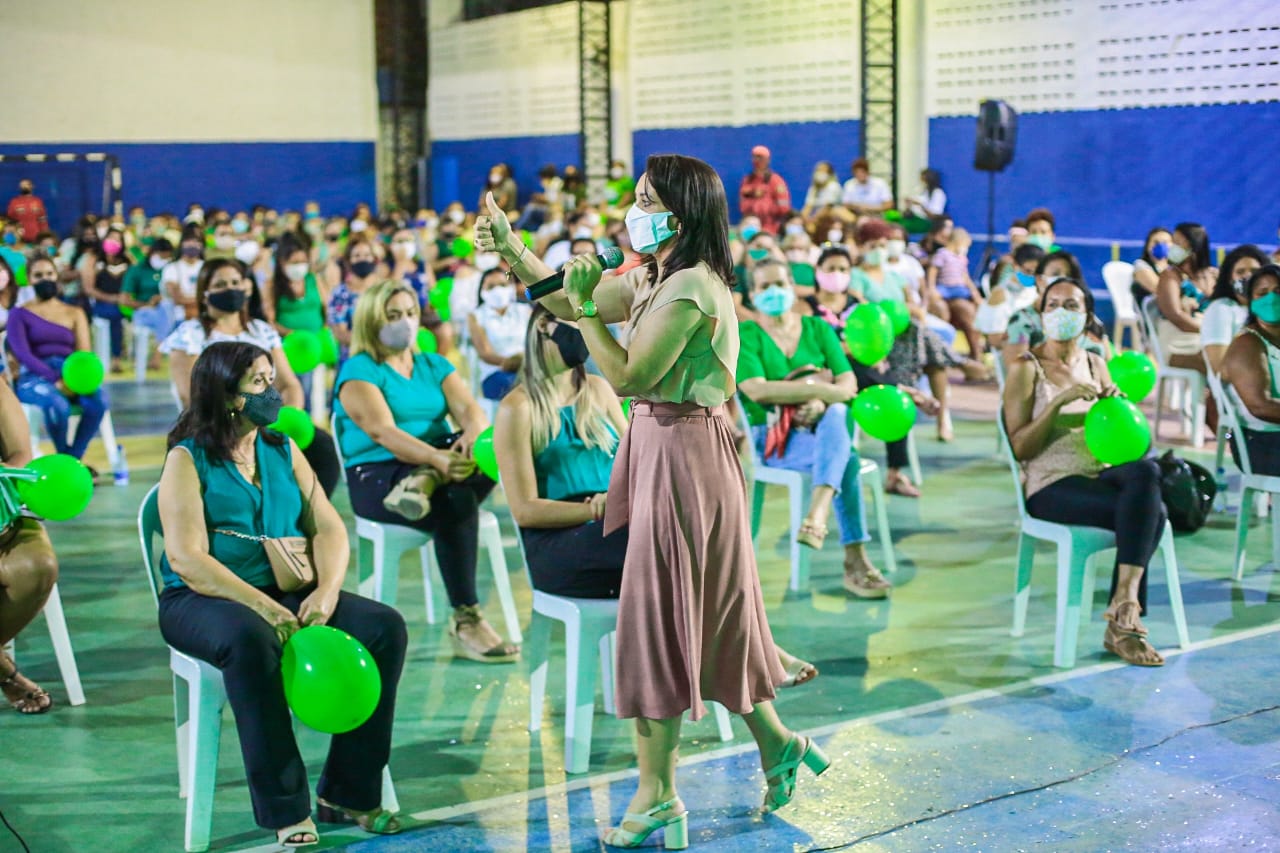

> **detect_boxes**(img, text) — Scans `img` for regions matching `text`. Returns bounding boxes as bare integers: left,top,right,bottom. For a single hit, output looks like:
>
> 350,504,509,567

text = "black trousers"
157,585,407,830
1230,427,1280,477
301,430,342,498
1025,459,1166,612
851,361,911,470
520,518,627,599
346,460,496,608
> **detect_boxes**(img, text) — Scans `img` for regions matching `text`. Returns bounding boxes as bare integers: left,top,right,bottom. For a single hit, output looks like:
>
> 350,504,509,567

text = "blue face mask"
1,232,15,246
754,285,795,317
1150,242,1169,261
1015,270,1036,288
740,224,760,242
1252,292,1280,324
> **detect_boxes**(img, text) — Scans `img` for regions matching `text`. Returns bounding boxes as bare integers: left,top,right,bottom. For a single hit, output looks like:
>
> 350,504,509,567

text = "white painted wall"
0,0,377,142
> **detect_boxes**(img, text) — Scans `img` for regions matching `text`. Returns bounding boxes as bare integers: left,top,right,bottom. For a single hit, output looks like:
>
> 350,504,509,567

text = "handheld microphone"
525,246,625,300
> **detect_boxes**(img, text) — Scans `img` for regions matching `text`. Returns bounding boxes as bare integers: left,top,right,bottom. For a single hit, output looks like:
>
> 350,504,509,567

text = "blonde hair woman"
334,280,518,663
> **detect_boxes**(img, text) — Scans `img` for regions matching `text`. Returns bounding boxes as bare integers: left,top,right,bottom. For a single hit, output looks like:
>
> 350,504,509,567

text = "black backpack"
1156,450,1216,533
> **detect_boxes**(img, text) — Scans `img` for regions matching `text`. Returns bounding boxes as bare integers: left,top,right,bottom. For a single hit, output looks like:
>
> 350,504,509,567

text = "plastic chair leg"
1154,378,1167,442
1080,554,1098,627
709,701,733,742
907,431,923,486
865,467,896,575
380,766,399,814
173,673,190,798
1011,533,1035,637
98,411,121,467
41,584,85,705
366,531,390,603
750,481,766,540
525,612,552,732
1156,524,1190,650
134,328,151,385
418,544,436,624
480,520,522,643
1271,500,1280,570
599,632,616,715
562,609,597,774
185,676,222,852
787,482,808,591
1052,543,1084,669
1234,487,1255,581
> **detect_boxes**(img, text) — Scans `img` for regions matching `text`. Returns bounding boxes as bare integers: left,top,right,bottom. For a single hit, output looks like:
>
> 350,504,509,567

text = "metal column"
578,0,612,204
860,0,899,198
375,0,428,213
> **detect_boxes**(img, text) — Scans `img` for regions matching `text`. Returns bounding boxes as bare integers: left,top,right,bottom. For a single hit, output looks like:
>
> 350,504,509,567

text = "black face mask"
33,280,58,301
181,245,202,259
550,323,590,368
350,259,377,278
240,386,283,427
207,288,247,313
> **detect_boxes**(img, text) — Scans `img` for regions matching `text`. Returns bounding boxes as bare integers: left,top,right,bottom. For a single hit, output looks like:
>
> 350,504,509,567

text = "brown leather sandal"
1103,600,1148,636
1104,627,1164,667
797,519,828,549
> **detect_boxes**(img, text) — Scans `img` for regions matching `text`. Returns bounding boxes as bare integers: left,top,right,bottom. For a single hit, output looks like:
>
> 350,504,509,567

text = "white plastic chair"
331,418,522,643
997,417,1190,667
138,486,398,852
132,322,154,384
1101,261,1141,350
0,582,86,707
22,402,120,467
1215,384,1280,579
90,316,113,370
738,400,896,591
1141,298,1206,447
852,422,923,488
1201,354,1233,498
516,534,732,774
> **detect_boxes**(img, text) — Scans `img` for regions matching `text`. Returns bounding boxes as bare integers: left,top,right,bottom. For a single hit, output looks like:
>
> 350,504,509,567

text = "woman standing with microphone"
477,153,828,849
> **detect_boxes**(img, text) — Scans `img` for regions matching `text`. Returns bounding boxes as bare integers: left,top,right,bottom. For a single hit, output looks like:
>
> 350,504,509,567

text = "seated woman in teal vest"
157,341,407,848
494,306,818,686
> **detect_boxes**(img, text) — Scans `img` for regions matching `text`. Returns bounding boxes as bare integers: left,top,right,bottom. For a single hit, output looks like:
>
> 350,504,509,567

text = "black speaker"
974,99,1018,172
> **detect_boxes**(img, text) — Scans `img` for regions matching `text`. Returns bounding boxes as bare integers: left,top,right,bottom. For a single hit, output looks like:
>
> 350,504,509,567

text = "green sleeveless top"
160,433,305,589
275,273,325,333
533,407,616,501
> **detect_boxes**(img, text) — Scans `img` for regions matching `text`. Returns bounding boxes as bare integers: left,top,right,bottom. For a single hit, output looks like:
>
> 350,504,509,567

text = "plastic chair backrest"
1101,261,1136,321
735,395,764,468
1141,298,1168,366
138,485,165,607
1214,375,1256,477
996,413,1030,522
993,351,1007,390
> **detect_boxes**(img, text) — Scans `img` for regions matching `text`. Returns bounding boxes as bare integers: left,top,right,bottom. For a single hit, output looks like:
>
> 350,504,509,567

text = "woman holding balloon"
1002,278,1166,667
158,341,407,847
738,259,892,597
334,280,518,663
161,258,342,496
6,254,109,463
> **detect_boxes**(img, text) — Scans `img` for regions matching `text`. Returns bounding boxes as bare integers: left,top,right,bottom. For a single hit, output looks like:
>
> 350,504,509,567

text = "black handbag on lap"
1156,450,1216,533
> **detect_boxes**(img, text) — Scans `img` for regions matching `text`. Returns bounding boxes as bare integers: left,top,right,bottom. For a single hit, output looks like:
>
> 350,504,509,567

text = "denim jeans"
131,303,175,341
15,357,109,460
754,402,869,545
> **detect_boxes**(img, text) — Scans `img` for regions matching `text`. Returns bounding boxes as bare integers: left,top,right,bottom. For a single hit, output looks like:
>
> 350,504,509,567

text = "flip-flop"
779,658,818,689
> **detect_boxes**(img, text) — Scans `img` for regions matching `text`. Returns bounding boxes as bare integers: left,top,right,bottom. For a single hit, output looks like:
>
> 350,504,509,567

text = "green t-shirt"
605,176,635,205
0,246,27,287
737,316,852,426
122,262,163,302
850,267,908,304
333,351,456,467
275,273,325,333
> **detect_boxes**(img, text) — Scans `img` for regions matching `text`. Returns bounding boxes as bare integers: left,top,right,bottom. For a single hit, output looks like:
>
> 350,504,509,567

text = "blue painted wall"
0,141,376,235
430,134,579,213
927,103,1280,249
633,120,861,223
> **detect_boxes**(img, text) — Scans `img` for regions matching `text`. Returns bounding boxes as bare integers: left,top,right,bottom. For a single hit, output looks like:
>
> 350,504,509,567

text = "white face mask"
149,255,169,271
475,252,501,272
448,209,465,225
482,284,515,310
349,219,368,233
625,205,676,255
392,241,417,260
284,262,309,281
610,166,624,180
886,239,906,258
827,228,843,244
1166,244,1190,265
233,240,261,264
214,235,236,250
1042,308,1086,341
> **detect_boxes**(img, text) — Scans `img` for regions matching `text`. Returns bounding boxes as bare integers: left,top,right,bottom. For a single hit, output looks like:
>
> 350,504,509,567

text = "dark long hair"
270,234,315,325
1210,244,1269,303
1174,222,1212,272
642,153,736,288
168,341,283,461
1139,226,1171,268
196,258,258,334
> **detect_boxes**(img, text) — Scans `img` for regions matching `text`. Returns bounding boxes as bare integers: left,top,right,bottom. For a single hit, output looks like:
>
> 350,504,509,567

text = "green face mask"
1027,234,1053,251
1252,292,1280,324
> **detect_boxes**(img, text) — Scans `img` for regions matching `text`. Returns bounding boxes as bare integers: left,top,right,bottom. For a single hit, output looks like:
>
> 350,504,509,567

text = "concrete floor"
4,379,1280,852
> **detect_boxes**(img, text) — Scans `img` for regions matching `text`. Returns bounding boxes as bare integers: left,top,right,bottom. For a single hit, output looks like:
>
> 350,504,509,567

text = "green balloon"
846,303,895,365
318,328,340,367
61,352,105,395
282,626,381,734
853,384,917,442
520,230,536,249
450,236,474,259
429,278,452,310
473,426,498,481
16,454,94,521
282,330,322,374
1084,397,1151,465
416,327,438,353
269,406,316,450
622,397,633,419
878,299,911,337
120,304,135,319
1107,351,1157,402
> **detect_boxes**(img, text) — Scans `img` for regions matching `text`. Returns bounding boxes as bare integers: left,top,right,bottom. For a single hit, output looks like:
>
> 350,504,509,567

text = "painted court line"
235,621,1280,852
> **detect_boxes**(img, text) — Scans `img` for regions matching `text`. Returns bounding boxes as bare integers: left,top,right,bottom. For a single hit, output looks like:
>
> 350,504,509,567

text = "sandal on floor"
796,519,828,550
316,799,403,835
0,658,52,715
1103,600,1148,636
275,818,319,848
884,472,921,498
449,605,520,663
761,735,831,813
602,798,688,849
779,658,818,689
1104,628,1164,667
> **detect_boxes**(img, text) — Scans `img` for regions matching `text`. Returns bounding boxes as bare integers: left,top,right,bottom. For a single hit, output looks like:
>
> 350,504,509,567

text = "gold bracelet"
505,242,529,280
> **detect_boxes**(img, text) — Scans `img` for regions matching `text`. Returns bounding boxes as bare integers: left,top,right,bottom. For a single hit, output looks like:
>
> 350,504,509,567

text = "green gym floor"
4,379,1280,852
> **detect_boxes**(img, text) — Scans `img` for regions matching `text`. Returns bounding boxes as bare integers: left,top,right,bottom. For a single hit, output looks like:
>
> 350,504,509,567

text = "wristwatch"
574,299,598,320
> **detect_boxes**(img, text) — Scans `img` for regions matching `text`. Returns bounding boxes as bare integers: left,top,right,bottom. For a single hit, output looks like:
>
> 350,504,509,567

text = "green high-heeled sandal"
762,735,831,813
602,798,688,850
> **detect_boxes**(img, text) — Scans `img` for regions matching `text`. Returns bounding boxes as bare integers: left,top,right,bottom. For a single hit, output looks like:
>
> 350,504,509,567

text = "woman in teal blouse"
157,341,407,848
335,281,519,664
